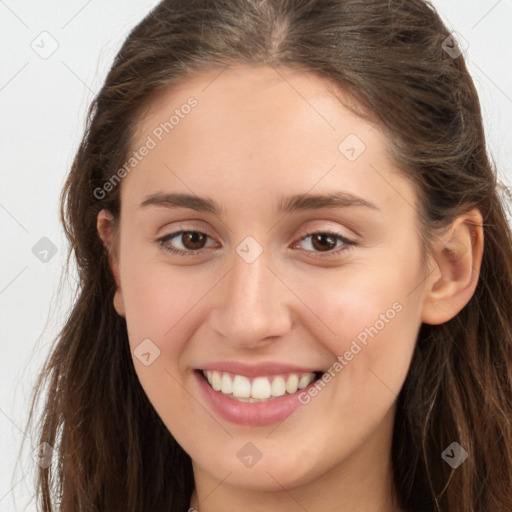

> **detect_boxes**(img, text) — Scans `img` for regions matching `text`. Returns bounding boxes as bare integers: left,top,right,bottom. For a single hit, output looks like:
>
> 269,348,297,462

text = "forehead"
134,64,371,152
124,64,416,218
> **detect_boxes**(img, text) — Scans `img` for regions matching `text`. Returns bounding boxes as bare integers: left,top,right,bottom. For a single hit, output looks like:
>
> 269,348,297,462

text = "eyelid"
302,229,351,241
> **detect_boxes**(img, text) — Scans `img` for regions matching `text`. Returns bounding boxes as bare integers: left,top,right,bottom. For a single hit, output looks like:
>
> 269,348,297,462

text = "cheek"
293,251,425,393
119,248,215,351
279,262,423,470
118,254,208,430
298,262,421,337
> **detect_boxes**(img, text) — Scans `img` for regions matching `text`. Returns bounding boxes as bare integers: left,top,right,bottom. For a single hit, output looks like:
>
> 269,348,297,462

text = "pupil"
312,233,336,252
183,232,205,250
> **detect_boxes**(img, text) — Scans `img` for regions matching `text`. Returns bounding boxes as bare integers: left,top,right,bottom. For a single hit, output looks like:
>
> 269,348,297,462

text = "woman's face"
104,65,433,497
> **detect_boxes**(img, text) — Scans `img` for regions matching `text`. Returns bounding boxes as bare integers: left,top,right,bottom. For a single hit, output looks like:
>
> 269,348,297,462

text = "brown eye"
181,231,207,250
158,230,217,256
310,233,338,252
294,231,357,259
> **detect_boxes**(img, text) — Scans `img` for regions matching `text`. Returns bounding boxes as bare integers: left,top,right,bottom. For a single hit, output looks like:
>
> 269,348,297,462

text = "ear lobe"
421,209,484,325
97,209,125,317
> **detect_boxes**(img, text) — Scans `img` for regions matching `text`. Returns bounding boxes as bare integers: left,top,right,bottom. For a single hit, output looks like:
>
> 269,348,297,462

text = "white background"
1,1,511,510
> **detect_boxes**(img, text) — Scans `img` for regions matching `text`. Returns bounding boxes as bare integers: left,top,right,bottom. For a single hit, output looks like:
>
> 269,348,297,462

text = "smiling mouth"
197,369,324,402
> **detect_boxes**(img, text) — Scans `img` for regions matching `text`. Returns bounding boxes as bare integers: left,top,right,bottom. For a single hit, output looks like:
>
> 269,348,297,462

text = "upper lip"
198,361,324,378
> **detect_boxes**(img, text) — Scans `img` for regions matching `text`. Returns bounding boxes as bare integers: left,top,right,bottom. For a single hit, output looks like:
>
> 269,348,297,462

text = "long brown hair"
27,1,512,510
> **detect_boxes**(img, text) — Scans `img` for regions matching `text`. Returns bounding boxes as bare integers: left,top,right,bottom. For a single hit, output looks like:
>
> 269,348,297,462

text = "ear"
421,208,484,325
97,209,125,317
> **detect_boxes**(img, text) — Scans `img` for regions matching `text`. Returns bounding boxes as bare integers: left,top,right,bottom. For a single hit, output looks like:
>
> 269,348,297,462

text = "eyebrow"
140,191,380,215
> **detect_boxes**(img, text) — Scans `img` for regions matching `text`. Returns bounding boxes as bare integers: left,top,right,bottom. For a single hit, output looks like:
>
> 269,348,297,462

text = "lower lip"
194,370,318,426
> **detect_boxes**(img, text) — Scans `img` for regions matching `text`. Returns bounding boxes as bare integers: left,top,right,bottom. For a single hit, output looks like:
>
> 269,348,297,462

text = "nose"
207,245,293,348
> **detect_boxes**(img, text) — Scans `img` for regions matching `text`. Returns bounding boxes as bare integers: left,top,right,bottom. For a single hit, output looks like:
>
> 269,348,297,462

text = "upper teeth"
203,370,317,401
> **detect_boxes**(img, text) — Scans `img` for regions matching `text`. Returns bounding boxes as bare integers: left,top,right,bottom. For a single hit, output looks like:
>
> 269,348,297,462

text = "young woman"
28,0,512,511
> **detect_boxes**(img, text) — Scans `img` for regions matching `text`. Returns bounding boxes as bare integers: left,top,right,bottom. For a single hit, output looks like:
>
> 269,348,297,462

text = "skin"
97,65,483,512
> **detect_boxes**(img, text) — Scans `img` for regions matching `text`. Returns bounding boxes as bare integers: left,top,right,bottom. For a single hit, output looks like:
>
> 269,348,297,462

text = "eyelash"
156,229,357,260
